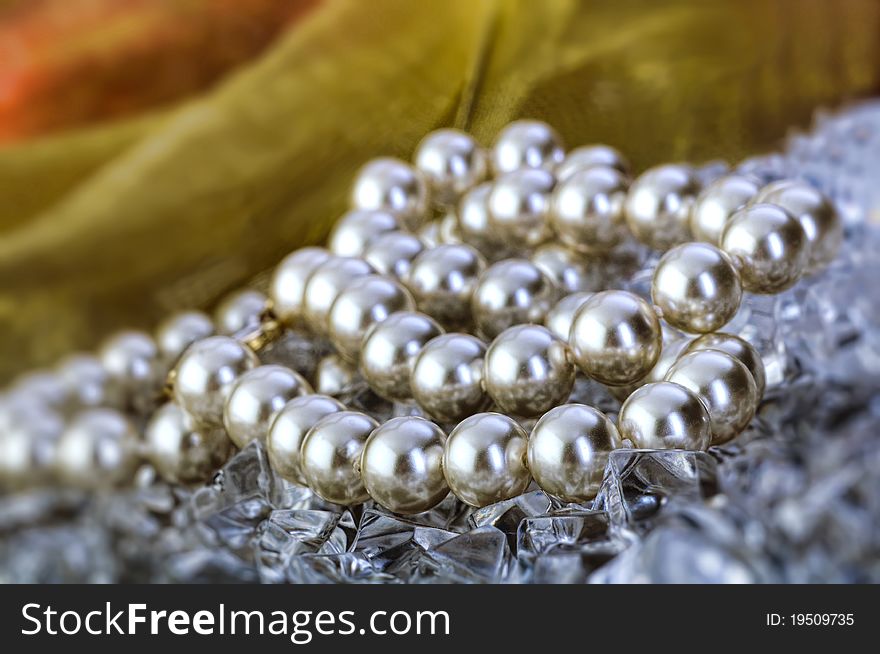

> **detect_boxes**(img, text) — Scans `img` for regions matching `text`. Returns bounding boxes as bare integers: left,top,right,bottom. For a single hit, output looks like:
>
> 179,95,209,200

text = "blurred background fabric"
0,0,878,382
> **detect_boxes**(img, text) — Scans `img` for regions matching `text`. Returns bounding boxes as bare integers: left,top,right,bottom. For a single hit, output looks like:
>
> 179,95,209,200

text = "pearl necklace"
0,120,841,517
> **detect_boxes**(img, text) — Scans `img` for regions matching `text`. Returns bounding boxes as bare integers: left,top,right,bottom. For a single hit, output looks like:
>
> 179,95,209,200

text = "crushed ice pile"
3,102,880,583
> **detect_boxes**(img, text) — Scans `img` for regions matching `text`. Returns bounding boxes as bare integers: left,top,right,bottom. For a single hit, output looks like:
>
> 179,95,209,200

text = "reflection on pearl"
410,333,490,422
684,332,766,398
689,174,760,244
556,144,630,181
302,256,374,333
404,244,485,328
327,209,400,258
456,183,514,260
617,381,711,450
267,394,345,485
471,258,559,339
269,247,332,328
414,128,488,207
544,292,594,341
624,164,700,251
214,289,267,336
488,168,556,248
363,231,425,280
550,165,630,252
55,409,140,488
146,403,231,484
491,119,564,174
155,310,215,362
351,157,429,230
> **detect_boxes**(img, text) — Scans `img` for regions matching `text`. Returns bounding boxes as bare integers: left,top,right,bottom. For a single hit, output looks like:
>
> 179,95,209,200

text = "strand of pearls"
0,120,842,517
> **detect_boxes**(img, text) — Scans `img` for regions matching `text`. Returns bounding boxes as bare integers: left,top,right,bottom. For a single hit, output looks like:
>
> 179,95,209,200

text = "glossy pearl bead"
404,244,485,328
607,334,692,402
327,275,415,362
0,408,63,489
491,119,565,174
471,258,559,339
223,364,312,448
651,242,743,333
484,325,575,417
528,403,621,501
550,165,630,252
556,144,630,180
173,335,260,428
755,179,842,269
363,231,425,280
720,203,809,293
267,394,345,485
300,410,378,505
684,332,766,398
155,310,215,362
145,403,231,484
302,256,375,333
360,311,444,401
487,168,555,248
689,174,760,244
414,128,488,207
456,182,514,260
665,349,758,445
617,381,711,450
531,242,599,293
569,290,662,386
214,289,267,336
269,247,332,328
313,354,360,397
437,211,462,244
624,164,700,251
98,330,163,408
351,157,429,230
410,333,490,422
443,412,531,507
543,292,594,341
56,353,120,410
327,209,400,258
360,416,448,514
55,409,140,488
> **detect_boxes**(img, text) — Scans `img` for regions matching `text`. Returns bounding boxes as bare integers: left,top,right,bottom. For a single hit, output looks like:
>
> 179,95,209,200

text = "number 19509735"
765,613,854,626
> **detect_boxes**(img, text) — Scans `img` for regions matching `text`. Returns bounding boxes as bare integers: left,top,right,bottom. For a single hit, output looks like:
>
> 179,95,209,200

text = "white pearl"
488,168,556,248
491,120,565,174
689,174,760,244
404,244,485,328
327,275,415,362
98,330,163,410
9,370,68,411
173,335,259,428
471,258,559,339
543,292,594,342
269,247,332,328
617,381,711,450
0,406,63,489
214,289,267,337
360,416,448,514
302,256,374,333
684,332,766,398
155,310,215,362
456,182,515,260
410,333,490,422
531,242,600,293
223,365,312,448
414,128,488,207
360,311,443,402
267,394,345,485
484,324,575,417
550,165,630,252
56,353,120,410
327,209,400,258
351,157,429,230
313,353,360,397
624,164,700,251
55,409,140,488
363,231,425,280
145,403,231,484
556,144,630,181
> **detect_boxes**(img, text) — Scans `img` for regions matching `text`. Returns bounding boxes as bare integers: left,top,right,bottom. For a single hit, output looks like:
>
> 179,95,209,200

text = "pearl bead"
624,164,700,251
410,333,490,422
98,330,163,408
720,203,809,293
414,128,488,207
665,349,758,445
155,310,215,362
56,353,120,410
484,325,575,417
351,157,429,230
437,211,462,244
269,247,332,328
528,404,620,501
360,416,448,514
302,256,374,333
606,334,692,401
214,289,267,336
651,242,742,333
417,220,440,248
404,244,485,328
145,402,231,484
313,353,360,397
300,410,378,505
55,409,140,488
223,364,312,448
531,242,600,293
550,165,630,252
327,275,415,362
360,311,443,401
0,408,63,489
363,231,425,280
456,183,514,260
617,381,711,450
443,412,531,507
569,290,662,385
471,258,559,339
556,144,630,181
327,209,400,258
173,335,260,428
10,370,67,411
491,119,564,174
488,168,555,248
543,292,594,341
267,394,345,485
754,179,842,269
684,332,766,398
689,174,760,244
